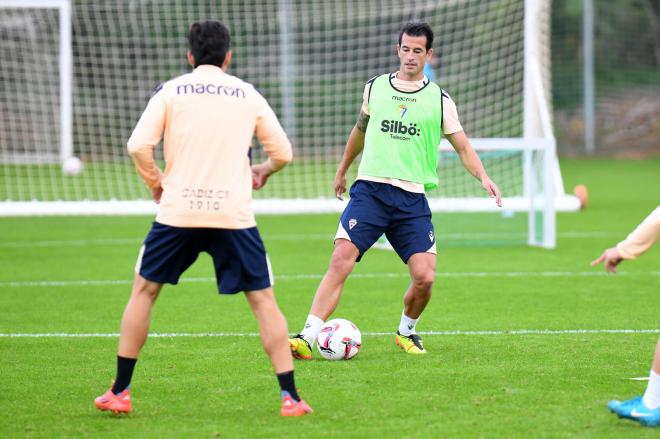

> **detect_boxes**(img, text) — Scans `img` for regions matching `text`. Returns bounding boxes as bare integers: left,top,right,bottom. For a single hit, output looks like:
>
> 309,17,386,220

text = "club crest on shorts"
428,230,434,242
349,218,357,230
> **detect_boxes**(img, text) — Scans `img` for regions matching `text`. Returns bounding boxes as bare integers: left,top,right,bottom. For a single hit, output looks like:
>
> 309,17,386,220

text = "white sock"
643,369,660,409
299,314,324,348
398,311,418,336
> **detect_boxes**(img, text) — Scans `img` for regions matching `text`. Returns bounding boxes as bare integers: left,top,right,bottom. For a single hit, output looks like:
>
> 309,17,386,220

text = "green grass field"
1,158,659,438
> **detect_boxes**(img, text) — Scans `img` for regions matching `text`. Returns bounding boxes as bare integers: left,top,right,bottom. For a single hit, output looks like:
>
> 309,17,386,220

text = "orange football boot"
94,388,132,414
281,393,313,417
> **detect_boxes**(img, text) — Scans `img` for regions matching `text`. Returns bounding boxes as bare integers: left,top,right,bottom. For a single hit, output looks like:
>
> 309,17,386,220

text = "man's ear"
222,50,232,70
187,51,195,67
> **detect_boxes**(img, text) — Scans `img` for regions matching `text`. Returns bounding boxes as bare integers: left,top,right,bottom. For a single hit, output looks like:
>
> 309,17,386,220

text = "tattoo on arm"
356,110,370,133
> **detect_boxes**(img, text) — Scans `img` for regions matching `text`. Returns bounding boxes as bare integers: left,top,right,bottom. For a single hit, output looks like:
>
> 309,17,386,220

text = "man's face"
397,33,432,79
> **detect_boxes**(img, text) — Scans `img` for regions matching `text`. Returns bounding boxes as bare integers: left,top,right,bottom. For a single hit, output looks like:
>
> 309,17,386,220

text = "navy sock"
276,370,301,402
111,355,137,394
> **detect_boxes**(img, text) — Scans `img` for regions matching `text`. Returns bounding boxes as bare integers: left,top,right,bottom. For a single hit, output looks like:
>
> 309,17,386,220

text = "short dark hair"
188,20,231,68
398,22,434,51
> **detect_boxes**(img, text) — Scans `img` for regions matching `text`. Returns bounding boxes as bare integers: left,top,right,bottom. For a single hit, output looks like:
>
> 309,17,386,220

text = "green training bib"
358,73,443,190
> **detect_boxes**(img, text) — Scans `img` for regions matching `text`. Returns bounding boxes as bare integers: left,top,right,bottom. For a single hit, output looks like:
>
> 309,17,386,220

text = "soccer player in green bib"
290,22,502,358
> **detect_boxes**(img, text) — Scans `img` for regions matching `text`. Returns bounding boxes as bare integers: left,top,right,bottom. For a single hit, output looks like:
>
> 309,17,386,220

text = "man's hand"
334,170,347,200
252,162,274,190
591,247,624,273
151,184,163,204
482,177,502,207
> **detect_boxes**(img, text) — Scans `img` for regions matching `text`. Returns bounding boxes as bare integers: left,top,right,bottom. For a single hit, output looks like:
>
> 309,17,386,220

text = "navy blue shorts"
335,180,436,263
136,222,272,294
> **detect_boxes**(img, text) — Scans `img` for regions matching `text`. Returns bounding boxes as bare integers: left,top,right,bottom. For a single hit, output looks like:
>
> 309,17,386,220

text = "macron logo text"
176,83,246,98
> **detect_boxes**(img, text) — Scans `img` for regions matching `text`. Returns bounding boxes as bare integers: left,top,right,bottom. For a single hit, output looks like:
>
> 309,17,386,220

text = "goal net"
0,0,578,247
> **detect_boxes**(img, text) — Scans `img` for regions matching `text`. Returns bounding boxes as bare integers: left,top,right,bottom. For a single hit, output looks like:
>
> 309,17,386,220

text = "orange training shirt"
127,65,292,229
616,206,660,260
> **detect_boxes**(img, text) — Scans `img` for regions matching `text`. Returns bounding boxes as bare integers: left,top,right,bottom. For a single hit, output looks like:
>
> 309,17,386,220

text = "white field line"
1,329,659,338
1,270,658,288
0,231,624,248
0,238,142,248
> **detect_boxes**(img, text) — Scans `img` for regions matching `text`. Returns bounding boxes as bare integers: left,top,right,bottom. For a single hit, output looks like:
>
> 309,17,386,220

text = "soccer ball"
316,318,362,360
62,156,83,176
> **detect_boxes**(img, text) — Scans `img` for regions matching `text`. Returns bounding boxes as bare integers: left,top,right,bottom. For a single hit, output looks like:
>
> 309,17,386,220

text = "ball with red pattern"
316,318,362,360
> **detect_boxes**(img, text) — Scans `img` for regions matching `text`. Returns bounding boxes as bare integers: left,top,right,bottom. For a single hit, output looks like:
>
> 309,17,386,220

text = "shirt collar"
194,64,225,74
392,71,428,87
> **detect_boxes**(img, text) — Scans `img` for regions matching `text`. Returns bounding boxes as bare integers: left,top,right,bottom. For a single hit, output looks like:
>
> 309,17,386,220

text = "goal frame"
0,0,579,249
0,0,73,164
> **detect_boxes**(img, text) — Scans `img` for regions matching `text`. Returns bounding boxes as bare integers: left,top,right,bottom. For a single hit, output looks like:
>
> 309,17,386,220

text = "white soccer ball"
316,318,362,360
62,156,83,176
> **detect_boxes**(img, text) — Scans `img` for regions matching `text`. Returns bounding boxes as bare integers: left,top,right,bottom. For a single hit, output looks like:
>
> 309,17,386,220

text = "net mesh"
551,0,660,155
0,0,549,208
1,7,62,203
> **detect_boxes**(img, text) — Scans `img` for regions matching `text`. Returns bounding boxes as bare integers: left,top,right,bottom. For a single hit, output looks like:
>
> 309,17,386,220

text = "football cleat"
289,334,312,360
395,331,427,355
281,393,313,417
608,396,660,426
94,388,132,414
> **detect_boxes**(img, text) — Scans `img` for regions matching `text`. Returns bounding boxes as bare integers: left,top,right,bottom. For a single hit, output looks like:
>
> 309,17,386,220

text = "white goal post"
0,0,579,249
0,0,72,164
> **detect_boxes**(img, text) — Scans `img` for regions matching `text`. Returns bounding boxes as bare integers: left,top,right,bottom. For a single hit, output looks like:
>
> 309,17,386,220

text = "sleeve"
616,206,660,259
441,90,463,135
254,94,293,163
126,87,167,189
360,77,377,115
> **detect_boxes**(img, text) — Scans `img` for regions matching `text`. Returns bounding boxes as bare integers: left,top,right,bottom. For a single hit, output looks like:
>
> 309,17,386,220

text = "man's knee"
246,287,276,307
412,271,435,292
408,252,436,291
133,275,162,301
329,252,354,273
246,288,286,321
328,240,358,273
410,262,435,293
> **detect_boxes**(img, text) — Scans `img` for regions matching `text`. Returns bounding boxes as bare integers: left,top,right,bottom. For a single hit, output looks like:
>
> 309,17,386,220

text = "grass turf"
0,157,659,438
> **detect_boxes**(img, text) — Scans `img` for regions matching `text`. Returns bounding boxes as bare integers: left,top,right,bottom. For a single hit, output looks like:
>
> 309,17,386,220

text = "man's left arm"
446,130,502,207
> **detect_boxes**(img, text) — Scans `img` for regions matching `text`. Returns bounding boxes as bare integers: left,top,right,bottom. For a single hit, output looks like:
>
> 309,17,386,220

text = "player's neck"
395,70,424,82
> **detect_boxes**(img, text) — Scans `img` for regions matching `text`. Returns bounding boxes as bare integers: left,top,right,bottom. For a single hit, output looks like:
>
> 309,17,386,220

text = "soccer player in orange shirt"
94,20,312,417
593,206,660,426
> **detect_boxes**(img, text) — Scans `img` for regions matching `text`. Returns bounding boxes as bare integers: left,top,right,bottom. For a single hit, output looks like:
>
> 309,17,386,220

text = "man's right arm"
334,110,369,200
252,97,293,189
591,206,660,272
615,206,660,259
127,91,167,202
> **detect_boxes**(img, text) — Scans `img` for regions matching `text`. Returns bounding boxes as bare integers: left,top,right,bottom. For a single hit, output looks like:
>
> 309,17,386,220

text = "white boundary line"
1,329,659,338
0,231,626,248
0,238,142,248
1,270,658,288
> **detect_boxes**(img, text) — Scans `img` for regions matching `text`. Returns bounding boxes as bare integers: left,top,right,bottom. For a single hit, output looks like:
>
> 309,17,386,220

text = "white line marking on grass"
558,231,624,238
2,279,135,287
0,332,260,338
418,329,660,335
0,238,142,248
630,377,650,381
435,271,660,278
263,231,628,243
0,231,625,249
2,329,659,338
2,270,658,288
